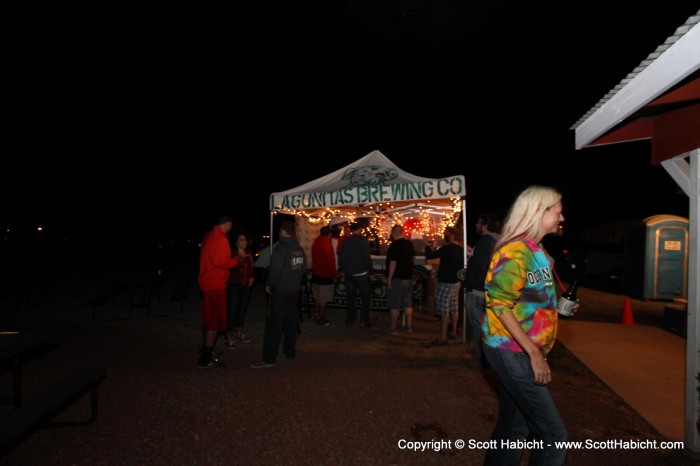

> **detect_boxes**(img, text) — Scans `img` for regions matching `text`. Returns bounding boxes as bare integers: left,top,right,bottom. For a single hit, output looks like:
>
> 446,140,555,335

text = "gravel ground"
0,257,697,466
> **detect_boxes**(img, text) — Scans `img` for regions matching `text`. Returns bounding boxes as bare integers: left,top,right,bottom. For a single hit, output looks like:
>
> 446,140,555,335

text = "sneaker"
316,318,331,326
404,327,413,333
235,334,251,343
226,340,236,350
197,358,225,369
250,361,276,369
198,349,224,359
389,328,398,335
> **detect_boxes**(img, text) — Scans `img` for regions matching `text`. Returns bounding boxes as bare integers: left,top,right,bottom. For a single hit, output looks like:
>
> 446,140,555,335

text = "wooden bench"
0,336,56,408
0,275,50,315
130,273,172,317
168,280,189,314
0,368,107,455
86,283,129,321
154,280,189,316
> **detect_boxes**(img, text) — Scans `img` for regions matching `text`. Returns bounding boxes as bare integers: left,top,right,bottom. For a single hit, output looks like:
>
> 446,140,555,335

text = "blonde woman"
482,186,578,465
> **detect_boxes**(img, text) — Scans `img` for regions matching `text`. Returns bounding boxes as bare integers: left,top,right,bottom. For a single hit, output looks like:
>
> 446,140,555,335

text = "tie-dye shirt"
482,238,559,355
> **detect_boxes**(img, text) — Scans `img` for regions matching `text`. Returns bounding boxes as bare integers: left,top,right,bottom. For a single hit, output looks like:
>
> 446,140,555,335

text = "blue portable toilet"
642,215,688,301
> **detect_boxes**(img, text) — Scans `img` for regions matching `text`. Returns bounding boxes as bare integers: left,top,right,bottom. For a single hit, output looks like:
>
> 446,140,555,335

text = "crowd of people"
196,185,576,463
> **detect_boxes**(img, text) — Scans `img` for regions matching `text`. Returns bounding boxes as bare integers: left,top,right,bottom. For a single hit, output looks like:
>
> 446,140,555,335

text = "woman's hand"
497,311,552,385
530,351,551,385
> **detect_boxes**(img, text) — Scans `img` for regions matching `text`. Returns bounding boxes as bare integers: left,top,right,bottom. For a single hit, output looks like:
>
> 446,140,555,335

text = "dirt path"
1,267,697,465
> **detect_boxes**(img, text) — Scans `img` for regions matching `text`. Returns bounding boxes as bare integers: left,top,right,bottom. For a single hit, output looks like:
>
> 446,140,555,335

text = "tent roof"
269,150,466,221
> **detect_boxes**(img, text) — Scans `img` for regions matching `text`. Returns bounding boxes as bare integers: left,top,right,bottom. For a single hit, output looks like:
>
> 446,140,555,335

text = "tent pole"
269,211,274,261
461,197,468,345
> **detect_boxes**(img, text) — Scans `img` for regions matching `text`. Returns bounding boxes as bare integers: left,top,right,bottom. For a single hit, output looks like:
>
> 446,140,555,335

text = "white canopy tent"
269,149,467,242
268,149,469,338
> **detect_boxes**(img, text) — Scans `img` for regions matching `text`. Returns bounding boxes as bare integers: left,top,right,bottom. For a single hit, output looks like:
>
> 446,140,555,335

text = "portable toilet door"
643,215,688,301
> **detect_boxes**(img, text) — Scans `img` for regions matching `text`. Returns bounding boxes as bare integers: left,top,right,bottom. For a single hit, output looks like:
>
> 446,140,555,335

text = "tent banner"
271,175,465,211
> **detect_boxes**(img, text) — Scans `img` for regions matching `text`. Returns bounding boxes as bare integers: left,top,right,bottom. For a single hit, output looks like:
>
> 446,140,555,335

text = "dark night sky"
4,2,696,248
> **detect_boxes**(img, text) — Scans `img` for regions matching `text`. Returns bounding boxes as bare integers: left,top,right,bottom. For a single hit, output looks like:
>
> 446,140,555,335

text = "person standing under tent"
386,224,415,334
311,226,336,326
337,222,374,328
424,226,464,345
330,219,348,268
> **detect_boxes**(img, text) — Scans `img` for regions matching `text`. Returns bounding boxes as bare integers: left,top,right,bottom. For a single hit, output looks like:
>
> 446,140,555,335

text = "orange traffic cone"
620,297,635,325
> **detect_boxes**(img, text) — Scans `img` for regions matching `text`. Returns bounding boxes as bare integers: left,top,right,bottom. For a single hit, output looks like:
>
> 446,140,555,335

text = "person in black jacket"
337,222,374,327
251,221,307,368
464,212,502,367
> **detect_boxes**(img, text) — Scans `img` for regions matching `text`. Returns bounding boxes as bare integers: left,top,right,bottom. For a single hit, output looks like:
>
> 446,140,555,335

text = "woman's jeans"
483,346,568,466
226,284,251,331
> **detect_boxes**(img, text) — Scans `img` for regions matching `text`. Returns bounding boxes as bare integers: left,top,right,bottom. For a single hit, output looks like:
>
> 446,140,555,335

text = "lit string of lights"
273,197,462,244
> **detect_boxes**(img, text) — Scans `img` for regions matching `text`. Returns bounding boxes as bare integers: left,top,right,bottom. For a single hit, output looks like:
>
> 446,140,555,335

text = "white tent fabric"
268,147,469,277
269,150,466,220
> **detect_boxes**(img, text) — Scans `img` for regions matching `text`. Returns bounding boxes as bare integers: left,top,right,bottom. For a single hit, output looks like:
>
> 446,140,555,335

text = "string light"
274,196,463,246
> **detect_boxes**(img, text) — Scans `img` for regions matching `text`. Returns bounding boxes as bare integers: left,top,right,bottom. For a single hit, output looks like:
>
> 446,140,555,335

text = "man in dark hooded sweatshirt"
251,220,307,368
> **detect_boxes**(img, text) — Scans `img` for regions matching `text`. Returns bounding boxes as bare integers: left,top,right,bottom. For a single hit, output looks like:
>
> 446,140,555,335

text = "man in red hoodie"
197,213,245,369
311,226,337,326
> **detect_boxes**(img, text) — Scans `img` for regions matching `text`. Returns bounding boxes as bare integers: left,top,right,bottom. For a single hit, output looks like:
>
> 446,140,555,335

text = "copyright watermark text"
397,438,684,452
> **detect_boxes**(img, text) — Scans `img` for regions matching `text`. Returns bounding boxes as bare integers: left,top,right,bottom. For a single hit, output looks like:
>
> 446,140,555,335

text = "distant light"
37,227,43,232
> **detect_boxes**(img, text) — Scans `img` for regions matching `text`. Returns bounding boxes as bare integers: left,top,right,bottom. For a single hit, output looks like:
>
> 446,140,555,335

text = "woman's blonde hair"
495,185,562,249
